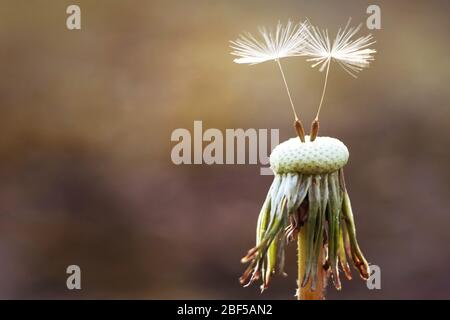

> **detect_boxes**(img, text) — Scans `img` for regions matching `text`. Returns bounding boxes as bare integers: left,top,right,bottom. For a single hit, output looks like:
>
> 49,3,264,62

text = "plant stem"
297,227,324,300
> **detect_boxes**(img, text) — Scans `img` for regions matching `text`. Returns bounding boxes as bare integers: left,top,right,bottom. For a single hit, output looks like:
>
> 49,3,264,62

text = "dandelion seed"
230,20,308,65
302,18,376,126
230,21,309,141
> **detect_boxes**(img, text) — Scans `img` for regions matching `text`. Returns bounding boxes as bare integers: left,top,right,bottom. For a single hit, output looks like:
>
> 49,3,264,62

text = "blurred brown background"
0,0,449,299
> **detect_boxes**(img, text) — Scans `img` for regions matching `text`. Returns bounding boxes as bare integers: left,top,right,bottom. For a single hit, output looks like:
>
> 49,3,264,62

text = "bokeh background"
0,0,449,299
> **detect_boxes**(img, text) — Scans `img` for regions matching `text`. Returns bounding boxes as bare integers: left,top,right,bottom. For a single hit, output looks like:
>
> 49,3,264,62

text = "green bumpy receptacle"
270,136,349,175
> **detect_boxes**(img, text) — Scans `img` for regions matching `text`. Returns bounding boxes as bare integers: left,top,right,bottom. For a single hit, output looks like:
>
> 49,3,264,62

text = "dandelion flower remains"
230,20,309,141
232,18,376,300
240,136,369,299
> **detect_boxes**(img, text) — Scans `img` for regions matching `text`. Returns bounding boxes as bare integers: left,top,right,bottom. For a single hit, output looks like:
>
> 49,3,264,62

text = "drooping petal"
328,171,343,289
284,173,300,214
301,175,321,288
338,223,353,280
256,189,272,245
342,190,370,279
310,175,325,291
